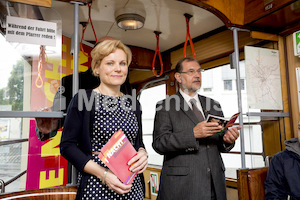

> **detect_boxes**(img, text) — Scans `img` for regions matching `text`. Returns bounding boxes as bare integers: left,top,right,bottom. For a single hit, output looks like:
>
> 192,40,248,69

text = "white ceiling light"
115,8,145,30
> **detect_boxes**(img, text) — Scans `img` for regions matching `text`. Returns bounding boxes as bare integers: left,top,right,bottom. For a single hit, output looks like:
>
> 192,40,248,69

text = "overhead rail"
0,111,64,118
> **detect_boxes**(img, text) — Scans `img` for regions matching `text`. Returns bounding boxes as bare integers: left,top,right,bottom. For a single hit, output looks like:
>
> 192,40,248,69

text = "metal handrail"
0,179,4,193
0,170,27,193
0,139,28,193
0,138,28,146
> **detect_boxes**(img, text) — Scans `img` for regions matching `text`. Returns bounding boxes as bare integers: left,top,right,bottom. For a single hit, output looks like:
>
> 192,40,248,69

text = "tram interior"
0,0,300,199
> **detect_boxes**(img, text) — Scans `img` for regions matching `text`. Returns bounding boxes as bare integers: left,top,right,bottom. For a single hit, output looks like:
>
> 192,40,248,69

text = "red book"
98,129,138,185
206,112,240,134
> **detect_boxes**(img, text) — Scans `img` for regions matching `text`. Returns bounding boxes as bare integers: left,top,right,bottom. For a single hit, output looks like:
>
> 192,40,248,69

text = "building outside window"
224,80,232,91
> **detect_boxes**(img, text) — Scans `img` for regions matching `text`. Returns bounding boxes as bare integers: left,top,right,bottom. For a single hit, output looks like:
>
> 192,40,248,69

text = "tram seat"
0,185,77,200
237,167,269,200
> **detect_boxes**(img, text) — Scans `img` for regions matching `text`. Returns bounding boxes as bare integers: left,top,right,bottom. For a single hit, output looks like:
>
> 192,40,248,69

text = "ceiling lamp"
115,8,145,30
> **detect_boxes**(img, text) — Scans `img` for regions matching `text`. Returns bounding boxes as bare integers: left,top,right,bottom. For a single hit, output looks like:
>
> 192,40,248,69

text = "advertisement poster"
26,35,93,189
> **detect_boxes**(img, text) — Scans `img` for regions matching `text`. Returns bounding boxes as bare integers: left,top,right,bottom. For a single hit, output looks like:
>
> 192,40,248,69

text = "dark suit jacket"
152,92,233,200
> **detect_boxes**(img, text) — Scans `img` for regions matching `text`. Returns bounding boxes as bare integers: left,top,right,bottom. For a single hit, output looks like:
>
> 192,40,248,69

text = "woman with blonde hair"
60,40,148,200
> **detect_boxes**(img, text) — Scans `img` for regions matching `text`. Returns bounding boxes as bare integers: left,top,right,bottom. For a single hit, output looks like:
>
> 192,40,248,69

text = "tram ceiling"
50,0,225,52
2,0,300,52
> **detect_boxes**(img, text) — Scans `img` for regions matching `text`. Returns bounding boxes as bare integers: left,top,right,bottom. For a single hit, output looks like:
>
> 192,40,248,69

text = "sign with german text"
6,16,56,46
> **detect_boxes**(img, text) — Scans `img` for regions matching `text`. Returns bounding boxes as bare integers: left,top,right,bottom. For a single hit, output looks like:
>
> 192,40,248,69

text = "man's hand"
193,121,223,138
223,126,241,144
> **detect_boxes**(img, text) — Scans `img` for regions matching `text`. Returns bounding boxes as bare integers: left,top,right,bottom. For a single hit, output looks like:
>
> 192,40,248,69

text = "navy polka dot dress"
81,92,144,200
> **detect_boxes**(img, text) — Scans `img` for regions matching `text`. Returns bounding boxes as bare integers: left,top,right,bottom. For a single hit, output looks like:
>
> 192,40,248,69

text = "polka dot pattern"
81,93,143,200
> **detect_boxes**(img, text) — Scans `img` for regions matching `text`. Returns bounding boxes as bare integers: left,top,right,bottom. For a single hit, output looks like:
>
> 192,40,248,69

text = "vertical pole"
70,1,83,185
232,27,246,169
71,1,81,96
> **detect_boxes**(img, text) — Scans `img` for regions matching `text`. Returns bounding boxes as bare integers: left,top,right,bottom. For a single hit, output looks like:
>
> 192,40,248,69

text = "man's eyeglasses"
180,69,204,76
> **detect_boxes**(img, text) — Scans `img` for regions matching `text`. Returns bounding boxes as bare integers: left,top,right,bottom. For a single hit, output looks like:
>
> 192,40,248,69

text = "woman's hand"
104,170,133,194
128,148,148,174
84,160,132,195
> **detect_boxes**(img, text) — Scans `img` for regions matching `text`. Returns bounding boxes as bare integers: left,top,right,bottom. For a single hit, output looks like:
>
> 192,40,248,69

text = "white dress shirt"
179,89,205,117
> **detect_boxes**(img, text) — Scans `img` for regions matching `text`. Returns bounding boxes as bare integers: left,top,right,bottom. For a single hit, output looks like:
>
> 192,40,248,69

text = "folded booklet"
206,112,240,134
98,129,138,185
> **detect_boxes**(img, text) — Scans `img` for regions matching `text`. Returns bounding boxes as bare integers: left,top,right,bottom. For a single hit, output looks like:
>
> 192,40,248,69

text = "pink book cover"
98,129,138,185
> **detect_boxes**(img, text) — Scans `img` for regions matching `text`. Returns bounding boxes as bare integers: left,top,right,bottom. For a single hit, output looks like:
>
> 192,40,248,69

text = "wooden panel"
170,30,261,70
129,46,155,70
237,169,250,200
226,177,238,188
262,120,283,156
9,0,51,7
237,167,269,200
0,186,77,199
247,168,268,199
181,0,245,26
55,0,92,4
285,34,300,138
251,31,278,41
278,36,292,140
244,0,296,24
245,0,300,35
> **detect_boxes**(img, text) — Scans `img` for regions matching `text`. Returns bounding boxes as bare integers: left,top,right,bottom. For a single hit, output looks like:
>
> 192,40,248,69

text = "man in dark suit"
152,57,241,200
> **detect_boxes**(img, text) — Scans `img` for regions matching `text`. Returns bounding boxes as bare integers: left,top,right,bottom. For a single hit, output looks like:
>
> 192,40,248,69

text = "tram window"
200,61,264,178
0,7,65,193
139,84,166,166
202,69,213,92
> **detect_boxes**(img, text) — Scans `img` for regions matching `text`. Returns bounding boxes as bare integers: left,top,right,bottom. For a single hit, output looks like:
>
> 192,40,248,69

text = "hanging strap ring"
80,3,98,57
152,31,164,77
183,13,196,58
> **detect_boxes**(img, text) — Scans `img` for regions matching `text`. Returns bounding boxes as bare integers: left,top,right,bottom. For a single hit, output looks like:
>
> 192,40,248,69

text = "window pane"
0,9,63,112
0,6,67,193
240,79,245,90
139,85,166,166
224,80,232,91
200,61,265,178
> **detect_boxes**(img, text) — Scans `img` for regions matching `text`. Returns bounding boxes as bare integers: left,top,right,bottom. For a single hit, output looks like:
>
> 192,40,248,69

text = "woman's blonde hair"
91,40,132,76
